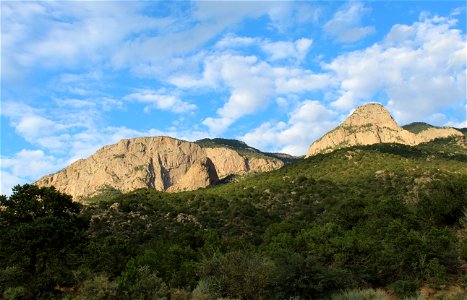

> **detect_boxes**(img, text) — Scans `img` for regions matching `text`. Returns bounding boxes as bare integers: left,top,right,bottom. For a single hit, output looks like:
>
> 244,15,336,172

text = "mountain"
306,103,463,157
35,136,284,199
7,123,467,298
402,122,434,133
63,139,467,298
195,138,301,164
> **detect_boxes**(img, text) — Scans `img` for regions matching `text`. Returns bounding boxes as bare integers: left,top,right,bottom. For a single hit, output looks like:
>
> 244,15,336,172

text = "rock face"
36,136,284,199
306,103,463,157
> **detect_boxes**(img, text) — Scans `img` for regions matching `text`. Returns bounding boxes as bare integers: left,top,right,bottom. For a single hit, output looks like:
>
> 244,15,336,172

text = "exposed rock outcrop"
204,147,248,179
36,136,284,199
306,103,463,157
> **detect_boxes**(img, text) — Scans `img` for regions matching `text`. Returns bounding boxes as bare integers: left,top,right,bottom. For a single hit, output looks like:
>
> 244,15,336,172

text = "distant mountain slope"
195,138,300,164
402,122,434,133
35,136,284,200
306,103,463,157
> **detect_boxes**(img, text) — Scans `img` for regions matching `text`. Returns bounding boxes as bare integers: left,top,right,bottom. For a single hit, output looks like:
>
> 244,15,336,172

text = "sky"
1,0,466,195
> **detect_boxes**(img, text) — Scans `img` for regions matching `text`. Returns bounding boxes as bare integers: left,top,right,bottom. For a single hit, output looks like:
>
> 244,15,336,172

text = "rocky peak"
343,103,399,129
35,136,284,200
306,102,463,157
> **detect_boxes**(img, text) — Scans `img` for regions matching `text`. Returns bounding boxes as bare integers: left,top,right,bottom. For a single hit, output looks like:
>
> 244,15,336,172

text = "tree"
0,184,88,299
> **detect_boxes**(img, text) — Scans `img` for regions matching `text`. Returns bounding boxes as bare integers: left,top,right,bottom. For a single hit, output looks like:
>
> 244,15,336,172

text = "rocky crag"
306,103,463,157
36,136,284,199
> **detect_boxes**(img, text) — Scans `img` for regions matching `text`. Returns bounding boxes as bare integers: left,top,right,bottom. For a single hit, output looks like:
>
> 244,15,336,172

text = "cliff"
35,136,284,199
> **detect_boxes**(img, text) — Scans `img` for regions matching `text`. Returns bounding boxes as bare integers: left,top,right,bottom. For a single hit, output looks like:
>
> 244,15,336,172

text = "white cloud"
324,2,375,43
1,1,170,77
199,54,275,133
1,102,66,144
274,68,335,93
172,52,335,134
0,149,66,196
1,170,26,197
215,34,258,49
111,1,294,76
2,150,62,180
125,89,196,113
241,101,339,155
325,16,466,124
261,38,313,61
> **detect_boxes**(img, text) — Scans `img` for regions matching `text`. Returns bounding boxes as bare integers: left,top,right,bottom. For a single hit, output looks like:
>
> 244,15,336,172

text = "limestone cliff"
36,136,283,199
306,103,463,157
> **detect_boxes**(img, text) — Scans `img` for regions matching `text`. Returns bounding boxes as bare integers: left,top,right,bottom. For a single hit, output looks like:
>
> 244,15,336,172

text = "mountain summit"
306,103,463,157
35,136,284,200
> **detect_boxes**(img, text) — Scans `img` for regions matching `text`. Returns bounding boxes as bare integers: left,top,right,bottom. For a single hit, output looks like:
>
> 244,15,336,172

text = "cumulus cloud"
261,38,313,61
324,2,375,43
241,101,339,155
125,89,196,114
1,150,65,196
201,55,275,133
325,16,466,124
172,53,335,134
1,102,66,144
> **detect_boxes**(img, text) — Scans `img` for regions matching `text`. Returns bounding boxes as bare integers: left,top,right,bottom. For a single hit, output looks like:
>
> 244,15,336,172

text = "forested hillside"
1,138,466,299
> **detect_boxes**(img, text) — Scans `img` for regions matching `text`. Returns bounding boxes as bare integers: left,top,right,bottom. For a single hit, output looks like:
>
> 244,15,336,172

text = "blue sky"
1,0,466,195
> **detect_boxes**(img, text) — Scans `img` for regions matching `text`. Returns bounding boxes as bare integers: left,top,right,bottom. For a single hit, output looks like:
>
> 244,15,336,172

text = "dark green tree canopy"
0,184,87,299
0,184,80,223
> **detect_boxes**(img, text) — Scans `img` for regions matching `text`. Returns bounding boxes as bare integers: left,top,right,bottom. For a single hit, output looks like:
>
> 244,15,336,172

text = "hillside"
5,101,467,299
2,137,466,299
76,138,466,299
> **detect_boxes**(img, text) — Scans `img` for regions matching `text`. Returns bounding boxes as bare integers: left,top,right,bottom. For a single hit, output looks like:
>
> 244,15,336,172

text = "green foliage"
1,139,466,298
331,288,390,300
118,263,168,300
268,252,355,299
387,280,417,298
75,275,118,300
3,286,28,300
0,184,88,299
197,251,275,299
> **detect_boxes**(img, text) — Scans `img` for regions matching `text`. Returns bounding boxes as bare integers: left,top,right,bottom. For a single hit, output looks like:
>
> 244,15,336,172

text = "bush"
118,264,169,300
75,275,118,300
331,288,390,300
387,280,417,298
3,286,28,300
197,251,274,299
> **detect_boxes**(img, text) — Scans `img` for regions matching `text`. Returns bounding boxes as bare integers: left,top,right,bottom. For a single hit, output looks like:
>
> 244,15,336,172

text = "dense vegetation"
1,138,466,299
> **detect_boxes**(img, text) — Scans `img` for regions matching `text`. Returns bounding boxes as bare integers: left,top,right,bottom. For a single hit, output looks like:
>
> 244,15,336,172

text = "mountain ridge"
35,136,285,200
306,103,464,157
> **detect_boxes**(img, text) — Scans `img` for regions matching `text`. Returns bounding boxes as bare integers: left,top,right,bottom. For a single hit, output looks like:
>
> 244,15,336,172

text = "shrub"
75,275,118,300
387,280,417,298
331,288,390,300
3,286,28,300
